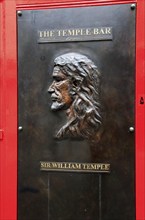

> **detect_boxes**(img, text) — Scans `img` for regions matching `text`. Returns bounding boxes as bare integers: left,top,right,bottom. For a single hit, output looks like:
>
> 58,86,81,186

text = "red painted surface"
16,0,137,10
0,0,17,220
136,0,145,219
0,0,144,220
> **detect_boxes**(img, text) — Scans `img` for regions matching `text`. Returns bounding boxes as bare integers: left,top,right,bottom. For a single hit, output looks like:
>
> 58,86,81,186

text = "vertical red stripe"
0,0,17,219
136,0,145,219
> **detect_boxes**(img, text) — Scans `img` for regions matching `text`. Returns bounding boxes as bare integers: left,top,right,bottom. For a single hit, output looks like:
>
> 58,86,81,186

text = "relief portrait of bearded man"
48,52,102,141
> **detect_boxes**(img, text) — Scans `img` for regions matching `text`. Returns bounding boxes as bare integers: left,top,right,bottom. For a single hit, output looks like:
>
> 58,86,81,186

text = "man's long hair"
54,52,102,140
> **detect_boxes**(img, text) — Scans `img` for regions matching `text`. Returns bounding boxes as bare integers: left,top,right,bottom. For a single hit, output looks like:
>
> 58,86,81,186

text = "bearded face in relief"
48,65,73,111
48,52,102,141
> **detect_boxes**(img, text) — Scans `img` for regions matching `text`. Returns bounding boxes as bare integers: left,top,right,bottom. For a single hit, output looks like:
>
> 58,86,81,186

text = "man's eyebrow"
52,74,65,80
53,71,65,77
53,75,60,79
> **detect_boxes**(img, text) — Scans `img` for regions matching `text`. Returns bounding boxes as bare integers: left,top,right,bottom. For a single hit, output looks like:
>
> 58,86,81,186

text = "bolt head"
18,126,23,131
129,127,134,132
131,4,136,10
17,11,22,16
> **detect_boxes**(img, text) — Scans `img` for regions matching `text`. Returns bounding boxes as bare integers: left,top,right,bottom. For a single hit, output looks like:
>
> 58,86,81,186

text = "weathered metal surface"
18,4,135,220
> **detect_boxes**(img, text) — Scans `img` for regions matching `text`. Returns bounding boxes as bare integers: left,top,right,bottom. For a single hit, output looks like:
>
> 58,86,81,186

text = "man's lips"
51,98,58,101
51,94,60,102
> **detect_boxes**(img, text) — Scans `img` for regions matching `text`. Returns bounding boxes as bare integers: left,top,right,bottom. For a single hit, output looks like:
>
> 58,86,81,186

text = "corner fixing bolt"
131,4,136,10
17,11,22,16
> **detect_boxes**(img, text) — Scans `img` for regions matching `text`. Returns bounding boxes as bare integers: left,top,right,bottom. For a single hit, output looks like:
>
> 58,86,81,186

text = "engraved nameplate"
40,161,111,173
38,27,113,43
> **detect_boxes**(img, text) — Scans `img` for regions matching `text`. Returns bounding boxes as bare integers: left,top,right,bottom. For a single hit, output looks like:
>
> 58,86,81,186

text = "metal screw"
17,11,22,16
129,127,134,132
131,4,136,10
18,126,23,131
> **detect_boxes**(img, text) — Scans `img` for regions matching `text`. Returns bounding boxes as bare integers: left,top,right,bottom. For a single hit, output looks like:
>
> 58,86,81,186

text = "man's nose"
48,82,55,93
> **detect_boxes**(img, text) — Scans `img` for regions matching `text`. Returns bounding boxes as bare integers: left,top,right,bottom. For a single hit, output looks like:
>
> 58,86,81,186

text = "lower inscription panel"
40,161,110,173
18,4,135,220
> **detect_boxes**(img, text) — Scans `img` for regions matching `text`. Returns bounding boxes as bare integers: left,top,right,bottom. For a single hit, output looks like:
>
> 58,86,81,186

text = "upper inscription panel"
38,27,113,43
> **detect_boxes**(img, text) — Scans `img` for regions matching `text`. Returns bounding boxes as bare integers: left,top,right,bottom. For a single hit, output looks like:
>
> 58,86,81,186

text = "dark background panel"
18,4,135,220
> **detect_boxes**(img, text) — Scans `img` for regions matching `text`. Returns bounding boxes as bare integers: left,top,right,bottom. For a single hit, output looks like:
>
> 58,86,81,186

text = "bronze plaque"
18,4,135,220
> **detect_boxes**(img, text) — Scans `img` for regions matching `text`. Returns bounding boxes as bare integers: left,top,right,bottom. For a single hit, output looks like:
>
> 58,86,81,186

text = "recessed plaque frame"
17,4,136,220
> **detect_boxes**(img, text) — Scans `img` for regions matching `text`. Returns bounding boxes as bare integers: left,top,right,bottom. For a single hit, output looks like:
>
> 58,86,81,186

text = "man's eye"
54,77,64,82
55,78,61,82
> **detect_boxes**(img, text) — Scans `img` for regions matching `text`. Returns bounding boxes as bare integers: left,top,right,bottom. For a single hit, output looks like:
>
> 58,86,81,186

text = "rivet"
17,11,22,16
131,4,136,10
129,127,134,132
18,126,23,131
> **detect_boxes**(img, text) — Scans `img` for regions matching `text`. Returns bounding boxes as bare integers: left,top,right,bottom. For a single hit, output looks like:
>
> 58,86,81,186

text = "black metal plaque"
18,4,135,220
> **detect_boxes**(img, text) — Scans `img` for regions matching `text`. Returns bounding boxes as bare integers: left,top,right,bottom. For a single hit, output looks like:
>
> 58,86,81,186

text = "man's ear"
72,76,83,87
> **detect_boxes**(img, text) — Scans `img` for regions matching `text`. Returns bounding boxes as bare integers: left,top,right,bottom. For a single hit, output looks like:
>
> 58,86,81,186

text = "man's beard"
51,101,65,111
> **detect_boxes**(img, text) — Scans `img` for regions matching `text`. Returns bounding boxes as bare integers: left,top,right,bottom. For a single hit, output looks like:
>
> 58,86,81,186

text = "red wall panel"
136,0,145,219
16,0,137,10
0,0,17,219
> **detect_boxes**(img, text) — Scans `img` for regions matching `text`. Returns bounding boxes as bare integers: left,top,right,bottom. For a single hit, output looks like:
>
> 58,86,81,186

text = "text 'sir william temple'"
40,161,110,173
